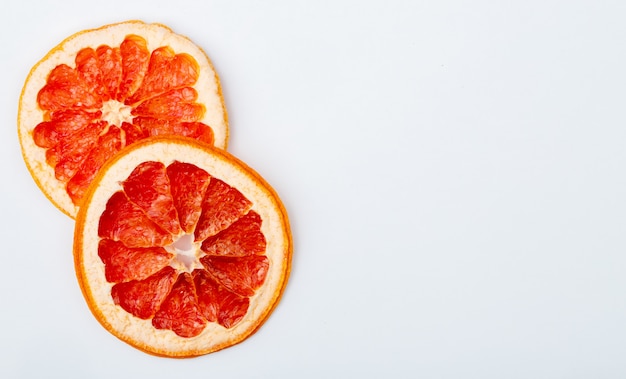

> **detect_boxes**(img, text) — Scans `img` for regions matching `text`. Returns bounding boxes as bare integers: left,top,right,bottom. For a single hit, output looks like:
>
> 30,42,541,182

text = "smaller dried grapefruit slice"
18,20,229,218
74,136,291,357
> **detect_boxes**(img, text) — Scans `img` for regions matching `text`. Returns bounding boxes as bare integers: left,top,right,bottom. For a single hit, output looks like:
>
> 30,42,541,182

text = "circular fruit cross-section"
18,20,229,218
74,136,291,357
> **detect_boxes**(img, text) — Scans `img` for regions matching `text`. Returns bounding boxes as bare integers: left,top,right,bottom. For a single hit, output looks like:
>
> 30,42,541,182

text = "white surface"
2,1,626,377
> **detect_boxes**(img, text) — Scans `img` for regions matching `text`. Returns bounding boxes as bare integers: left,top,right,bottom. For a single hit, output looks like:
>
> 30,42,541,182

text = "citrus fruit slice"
74,136,291,357
18,20,229,218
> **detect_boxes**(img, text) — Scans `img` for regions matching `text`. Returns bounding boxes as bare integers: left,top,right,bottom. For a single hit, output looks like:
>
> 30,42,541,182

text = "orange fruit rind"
74,136,291,357
18,20,229,218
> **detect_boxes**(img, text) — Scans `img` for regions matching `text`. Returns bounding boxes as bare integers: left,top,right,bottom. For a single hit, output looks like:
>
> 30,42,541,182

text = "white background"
2,0,626,377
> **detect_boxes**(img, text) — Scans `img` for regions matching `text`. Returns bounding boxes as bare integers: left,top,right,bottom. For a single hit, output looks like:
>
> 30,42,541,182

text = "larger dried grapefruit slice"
74,136,291,357
18,21,228,218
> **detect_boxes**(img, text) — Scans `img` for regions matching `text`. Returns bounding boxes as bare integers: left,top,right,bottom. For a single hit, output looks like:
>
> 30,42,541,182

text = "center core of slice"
165,233,205,273
101,99,133,126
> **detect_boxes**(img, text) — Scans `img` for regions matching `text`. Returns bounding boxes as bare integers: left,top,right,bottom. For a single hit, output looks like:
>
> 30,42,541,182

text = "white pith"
165,233,205,273
100,100,133,127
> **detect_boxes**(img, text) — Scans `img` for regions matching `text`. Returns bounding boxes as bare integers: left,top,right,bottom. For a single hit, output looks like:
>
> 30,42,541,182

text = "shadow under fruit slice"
18,20,229,218
74,136,291,357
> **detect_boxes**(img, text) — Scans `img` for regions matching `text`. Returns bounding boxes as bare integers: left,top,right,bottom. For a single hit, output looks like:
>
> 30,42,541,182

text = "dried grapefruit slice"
18,21,228,218
74,136,291,357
